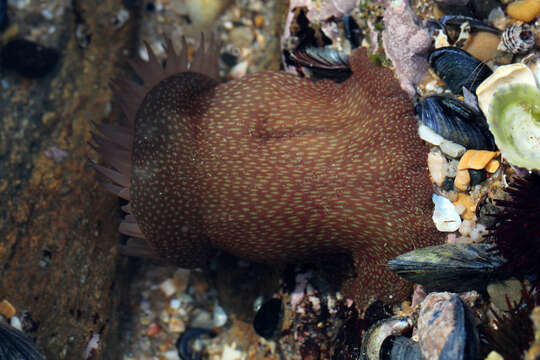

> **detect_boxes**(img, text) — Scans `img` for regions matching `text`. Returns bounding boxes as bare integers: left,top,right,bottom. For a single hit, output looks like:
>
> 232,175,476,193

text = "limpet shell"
476,62,537,117
487,84,540,170
458,150,499,170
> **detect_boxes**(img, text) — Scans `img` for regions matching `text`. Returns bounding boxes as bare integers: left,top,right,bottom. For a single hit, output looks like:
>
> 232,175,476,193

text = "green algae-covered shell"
488,83,540,170
387,243,507,292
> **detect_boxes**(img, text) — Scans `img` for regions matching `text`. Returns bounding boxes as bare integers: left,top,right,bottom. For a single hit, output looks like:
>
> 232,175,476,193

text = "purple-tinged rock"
381,0,432,97
417,292,479,360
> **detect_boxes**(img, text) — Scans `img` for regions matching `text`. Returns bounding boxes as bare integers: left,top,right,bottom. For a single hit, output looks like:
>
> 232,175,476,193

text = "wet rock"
417,292,479,360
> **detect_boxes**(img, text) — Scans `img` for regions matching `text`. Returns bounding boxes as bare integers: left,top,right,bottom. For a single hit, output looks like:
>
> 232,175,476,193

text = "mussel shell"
344,12,362,49
360,316,414,360
429,47,493,94
387,243,508,292
440,15,500,35
418,94,497,150
380,335,422,360
0,322,45,360
286,46,352,81
253,298,283,339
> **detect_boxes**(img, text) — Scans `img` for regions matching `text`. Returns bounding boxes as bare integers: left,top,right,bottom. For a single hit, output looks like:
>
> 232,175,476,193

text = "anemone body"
94,37,444,306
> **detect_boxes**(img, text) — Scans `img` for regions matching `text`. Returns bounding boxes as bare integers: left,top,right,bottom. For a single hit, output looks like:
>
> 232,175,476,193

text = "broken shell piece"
458,150,499,170
454,169,471,191
432,193,462,232
487,84,540,170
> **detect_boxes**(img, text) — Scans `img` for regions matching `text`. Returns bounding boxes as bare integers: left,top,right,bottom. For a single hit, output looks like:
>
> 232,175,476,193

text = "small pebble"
184,0,230,27
229,26,254,48
229,60,248,78
486,159,500,173
462,31,501,62
418,124,444,146
190,310,214,329
453,193,476,220
506,0,540,21
163,350,180,360
169,317,186,333
253,15,265,28
428,149,447,186
221,343,243,360
459,219,474,236
146,323,160,336
469,222,487,241
213,304,227,327
485,351,504,360
160,278,177,297
440,140,466,158
442,176,455,191
487,278,523,313
454,169,470,191
458,150,499,170
0,299,16,318
468,169,487,186
220,52,238,66
173,268,190,295
170,298,181,310
10,315,22,330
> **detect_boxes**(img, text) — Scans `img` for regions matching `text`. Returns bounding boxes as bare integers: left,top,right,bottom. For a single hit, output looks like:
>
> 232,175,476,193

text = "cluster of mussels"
366,8,540,360
280,1,540,359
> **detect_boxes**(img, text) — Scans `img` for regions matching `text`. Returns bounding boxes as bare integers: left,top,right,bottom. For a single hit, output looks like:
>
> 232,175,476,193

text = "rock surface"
0,1,136,357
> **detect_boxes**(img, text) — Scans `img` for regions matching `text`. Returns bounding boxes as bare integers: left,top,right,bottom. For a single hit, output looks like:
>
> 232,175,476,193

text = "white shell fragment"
419,124,444,146
432,194,462,232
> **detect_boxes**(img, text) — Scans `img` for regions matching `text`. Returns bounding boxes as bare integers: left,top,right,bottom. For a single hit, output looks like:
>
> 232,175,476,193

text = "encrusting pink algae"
93,35,444,307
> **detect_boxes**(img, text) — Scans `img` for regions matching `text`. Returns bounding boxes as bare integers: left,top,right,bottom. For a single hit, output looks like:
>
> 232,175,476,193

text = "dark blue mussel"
0,0,7,32
418,94,497,150
0,322,45,360
286,46,352,82
429,47,492,94
440,15,500,35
